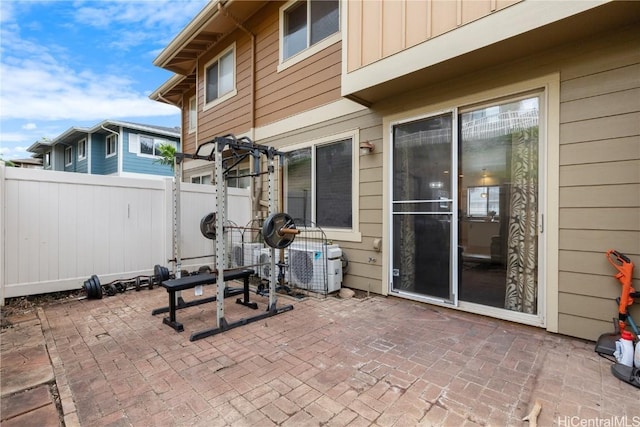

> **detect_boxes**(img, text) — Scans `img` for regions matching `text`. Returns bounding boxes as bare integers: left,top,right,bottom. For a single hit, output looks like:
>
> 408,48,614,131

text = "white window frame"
64,146,72,167
227,167,251,188
191,173,212,185
138,135,175,158
467,185,501,218
383,74,558,329
278,0,341,73
284,129,361,242
44,151,51,168
188,95,197,133
106,134,117,158
203,43,237,111
77,139,87,160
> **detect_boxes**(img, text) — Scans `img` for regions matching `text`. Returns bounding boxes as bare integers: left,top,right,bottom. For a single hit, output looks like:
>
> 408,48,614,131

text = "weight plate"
262,212,297,249
200,212,217,240
154,265,169,282
91,275,101,288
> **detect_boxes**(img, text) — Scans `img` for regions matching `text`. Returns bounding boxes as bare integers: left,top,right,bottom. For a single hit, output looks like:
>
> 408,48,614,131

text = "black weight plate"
262,212,296,249
91,274,101,288
200,212,217,240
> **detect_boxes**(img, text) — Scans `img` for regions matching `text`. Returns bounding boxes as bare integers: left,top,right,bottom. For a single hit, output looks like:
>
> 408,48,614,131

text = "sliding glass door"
391,112,455,302
390,94,541,317
458,96,540,314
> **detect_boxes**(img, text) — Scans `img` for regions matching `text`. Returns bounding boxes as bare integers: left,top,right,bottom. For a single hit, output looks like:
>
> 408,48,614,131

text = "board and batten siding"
557,27,640,341
346,0,520,72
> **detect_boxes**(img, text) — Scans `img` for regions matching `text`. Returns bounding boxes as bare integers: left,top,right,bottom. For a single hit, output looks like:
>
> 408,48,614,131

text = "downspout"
87,133,92,174
218,2,262,218
156,93,184,182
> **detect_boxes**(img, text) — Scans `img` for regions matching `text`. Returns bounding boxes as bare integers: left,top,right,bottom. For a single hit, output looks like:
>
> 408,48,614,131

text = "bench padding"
160,269,253,292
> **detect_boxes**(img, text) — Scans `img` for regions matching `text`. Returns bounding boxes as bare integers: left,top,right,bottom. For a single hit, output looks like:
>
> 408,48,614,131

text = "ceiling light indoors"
481,168,488,198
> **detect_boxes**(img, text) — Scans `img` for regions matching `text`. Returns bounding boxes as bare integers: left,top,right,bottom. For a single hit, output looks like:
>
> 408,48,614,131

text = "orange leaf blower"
606,249,636,334
595,250,638,358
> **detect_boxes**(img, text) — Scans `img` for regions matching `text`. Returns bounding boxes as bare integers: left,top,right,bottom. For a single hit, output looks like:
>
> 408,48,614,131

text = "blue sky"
0,0,208,161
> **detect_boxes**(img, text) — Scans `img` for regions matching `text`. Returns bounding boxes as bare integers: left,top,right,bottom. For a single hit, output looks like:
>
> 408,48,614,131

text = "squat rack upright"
175,134,293,341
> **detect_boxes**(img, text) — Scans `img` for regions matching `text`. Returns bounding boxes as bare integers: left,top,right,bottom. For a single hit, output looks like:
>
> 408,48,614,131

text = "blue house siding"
28,120,179,177
63,146,75,172
122,130,176,177
76,157,88,173
89,134,118,175
91,134,106,175
103,149,118,175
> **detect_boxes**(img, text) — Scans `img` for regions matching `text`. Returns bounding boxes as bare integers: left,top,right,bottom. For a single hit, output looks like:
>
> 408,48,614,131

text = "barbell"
200,212,299,249
262,212,299,249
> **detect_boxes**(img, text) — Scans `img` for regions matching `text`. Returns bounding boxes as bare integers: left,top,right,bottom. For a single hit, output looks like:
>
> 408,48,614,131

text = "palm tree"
0,156,16,167
154,143,177,170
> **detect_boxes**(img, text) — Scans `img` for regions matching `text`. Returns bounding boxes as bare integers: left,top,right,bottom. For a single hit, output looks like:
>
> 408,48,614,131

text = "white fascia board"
254,99,368,141
91,120,180,139
153,0,223,68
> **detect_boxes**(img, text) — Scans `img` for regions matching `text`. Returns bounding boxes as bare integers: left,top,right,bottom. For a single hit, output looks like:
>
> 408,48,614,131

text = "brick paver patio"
28,285,640,425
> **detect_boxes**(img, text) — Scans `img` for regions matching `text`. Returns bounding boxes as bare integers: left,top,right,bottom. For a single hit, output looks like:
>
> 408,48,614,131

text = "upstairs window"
128,134,176,158
188,96,197,133
64,146,72,166
44,152,51,167
282,0,339,61
138,135,175,157
78,139,87,160
204,44,236,107
106,134,117,157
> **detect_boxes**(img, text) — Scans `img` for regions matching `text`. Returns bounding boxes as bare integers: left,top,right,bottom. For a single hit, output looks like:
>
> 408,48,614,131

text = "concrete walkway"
2,286,639,426
1,309,61,426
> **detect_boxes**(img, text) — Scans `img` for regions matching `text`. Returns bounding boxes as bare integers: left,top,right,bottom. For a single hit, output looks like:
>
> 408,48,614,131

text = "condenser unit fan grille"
232,245,243,267
259,253,270,278
290,250,316,286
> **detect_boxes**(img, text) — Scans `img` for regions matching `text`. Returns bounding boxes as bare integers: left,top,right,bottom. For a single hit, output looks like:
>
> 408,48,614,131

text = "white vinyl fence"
0,165,251,304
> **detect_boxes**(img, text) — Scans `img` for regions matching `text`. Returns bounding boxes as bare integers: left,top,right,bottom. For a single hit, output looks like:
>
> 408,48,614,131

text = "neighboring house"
150,0,640,341
27,120,180,179
8,158,43,169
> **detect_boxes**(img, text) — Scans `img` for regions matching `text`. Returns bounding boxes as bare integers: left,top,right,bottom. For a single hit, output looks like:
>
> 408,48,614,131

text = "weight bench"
152,269,255,332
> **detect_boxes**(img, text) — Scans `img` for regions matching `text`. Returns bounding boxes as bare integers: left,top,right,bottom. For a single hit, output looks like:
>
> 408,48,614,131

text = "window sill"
203,89,237,112
277,32,340,74
324,229,362,243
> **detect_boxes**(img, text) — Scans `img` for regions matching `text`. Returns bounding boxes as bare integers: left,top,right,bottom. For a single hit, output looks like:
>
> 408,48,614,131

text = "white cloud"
0,59,178,120
74,1,207,45
0,144,30,160
0,132,34,144
0,0,192,155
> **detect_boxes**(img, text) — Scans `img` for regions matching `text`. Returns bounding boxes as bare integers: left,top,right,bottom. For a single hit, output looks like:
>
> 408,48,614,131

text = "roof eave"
153,0,225,73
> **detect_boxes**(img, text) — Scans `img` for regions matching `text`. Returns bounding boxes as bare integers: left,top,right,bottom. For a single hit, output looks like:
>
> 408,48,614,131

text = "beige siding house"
151,0,639,341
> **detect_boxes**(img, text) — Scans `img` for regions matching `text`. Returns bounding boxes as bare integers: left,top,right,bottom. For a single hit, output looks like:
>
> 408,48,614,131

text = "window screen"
316,139,352,228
